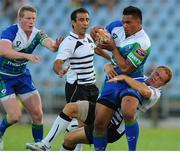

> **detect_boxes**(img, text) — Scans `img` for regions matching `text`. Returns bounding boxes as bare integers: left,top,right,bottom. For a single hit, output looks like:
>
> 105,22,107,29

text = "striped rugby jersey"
55,32,96,85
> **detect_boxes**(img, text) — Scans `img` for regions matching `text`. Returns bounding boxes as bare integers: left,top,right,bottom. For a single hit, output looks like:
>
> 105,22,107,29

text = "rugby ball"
96,29,110,44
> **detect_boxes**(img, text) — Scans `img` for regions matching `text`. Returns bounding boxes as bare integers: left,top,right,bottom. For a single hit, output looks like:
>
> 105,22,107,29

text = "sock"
43,112,72,148
0,117,14,137
32,123,43,142
66,119,82,151
66,118,78,132
125,120,139,151
93,131,107,151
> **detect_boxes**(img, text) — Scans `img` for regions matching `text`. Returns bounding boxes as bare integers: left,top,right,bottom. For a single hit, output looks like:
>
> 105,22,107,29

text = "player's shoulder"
0,24,19,42
58,33,77,50
105,20,123,34
1,24,18,35
135,29,151,49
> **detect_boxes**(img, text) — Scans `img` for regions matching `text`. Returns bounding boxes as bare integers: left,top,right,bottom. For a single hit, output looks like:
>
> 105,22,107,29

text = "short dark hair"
123,6,142,23
70,8,89,21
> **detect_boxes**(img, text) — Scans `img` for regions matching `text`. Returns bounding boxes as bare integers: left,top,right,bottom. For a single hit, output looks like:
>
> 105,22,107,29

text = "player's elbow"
141,89,151,99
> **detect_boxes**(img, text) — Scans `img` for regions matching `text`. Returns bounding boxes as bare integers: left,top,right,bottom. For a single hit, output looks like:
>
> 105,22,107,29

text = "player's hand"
25,54,40,62
108,75,125,83
53,36,64,51
97,37,116,51
58,66,70,77
90,26,104,42
104,63,118,79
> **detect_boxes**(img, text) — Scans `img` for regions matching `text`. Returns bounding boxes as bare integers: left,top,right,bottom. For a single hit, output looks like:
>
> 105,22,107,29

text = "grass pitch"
2,123,180,151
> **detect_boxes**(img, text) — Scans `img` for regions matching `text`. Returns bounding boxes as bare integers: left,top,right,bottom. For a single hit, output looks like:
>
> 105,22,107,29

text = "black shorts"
84,123,125,144
84,101,96,125
65,81,99,103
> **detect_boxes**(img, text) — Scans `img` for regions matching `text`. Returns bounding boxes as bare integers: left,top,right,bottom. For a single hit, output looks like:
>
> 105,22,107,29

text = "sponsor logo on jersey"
128,53,141,65
16,41,21,47
134,48,146,59
1,89,6,94
112,33,118,39
7,61,27,66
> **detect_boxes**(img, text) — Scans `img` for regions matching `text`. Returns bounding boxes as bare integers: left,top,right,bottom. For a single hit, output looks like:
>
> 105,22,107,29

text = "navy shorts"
98,76,144,110
0,69,36,99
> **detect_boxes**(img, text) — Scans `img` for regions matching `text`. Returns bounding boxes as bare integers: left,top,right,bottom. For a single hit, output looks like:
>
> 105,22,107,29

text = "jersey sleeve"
0,24,18,42
127,43,149,67
148,86,161,101
105,20,123,34
139,86,161,112
55,39,73,61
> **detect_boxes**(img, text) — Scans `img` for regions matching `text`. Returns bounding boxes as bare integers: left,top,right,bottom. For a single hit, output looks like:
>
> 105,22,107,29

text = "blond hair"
18,5,37,18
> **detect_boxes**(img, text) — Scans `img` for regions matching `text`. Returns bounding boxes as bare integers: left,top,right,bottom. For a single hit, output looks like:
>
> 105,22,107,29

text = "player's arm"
112,46,135,74
0,40,40,62
108,75,152,99
103,20,134,73
53,59,69,77
37,31,63,52
94,47,111,60
97,38,136,74
53,43,71,77
42,37,63,52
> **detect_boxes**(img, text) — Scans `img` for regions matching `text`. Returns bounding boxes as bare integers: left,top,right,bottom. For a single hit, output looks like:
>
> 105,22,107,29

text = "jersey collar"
70,32,79,39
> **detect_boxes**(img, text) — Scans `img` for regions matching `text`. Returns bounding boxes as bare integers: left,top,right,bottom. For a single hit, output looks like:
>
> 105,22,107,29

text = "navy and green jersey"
106,20,151,78
0,24,48,75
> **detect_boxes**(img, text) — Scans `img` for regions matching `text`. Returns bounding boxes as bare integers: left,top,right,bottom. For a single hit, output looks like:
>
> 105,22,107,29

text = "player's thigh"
21,91,42,115
1,97,22,117
94,103,115,127
64,127,89,146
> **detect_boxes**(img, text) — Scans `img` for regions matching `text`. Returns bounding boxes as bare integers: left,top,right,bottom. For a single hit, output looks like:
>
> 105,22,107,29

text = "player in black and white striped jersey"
53,8,111,104
53,7,111,150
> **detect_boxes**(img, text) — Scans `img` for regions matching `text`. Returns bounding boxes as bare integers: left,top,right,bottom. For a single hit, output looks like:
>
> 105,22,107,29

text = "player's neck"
25,32,31,39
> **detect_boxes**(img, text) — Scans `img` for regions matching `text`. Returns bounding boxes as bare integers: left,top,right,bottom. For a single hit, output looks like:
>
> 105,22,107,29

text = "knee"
63,133,77,148
8,110,22,123
121,109,135,121
31,109,43,123
121,97,139,121
63,103,78,117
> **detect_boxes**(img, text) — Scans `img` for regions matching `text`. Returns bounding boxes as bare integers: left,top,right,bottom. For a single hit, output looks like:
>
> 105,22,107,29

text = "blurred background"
0,0,180,127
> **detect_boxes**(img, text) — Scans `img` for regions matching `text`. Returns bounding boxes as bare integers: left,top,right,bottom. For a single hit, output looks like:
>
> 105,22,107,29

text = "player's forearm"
0,48,28,59
53,59,64,75
123,75,151,98
0,41,28,59
43,38,58,52
112,48,131,73
95,48,111,60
